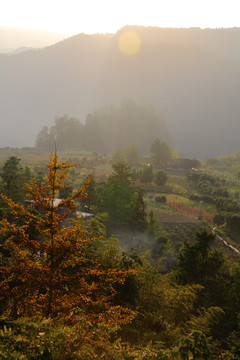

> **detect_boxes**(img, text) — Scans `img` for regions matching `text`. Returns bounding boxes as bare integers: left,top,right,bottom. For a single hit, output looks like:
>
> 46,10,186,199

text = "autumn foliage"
0,154,135,324
1,154,239,359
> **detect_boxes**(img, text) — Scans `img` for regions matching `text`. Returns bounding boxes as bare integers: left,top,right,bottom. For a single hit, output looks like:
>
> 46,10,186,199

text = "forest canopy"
35,99,173,153
1,153,240,358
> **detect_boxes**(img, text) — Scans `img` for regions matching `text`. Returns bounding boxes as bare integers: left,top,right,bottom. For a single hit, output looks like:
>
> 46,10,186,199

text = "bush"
202,194,215,204
226,214,240,231
213,214,225,226
155,196,167,204
189,194,201,202
164,185,174,194
154,170,168,187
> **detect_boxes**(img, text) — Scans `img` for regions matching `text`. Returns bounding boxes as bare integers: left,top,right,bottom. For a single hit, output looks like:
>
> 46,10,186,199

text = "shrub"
155,195,167,204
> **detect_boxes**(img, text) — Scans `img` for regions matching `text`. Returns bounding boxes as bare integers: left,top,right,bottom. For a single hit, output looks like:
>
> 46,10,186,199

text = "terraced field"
150,206,200,223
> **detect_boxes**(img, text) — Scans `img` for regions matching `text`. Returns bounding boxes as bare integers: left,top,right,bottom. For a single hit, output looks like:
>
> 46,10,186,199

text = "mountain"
0,25,240,158
0,27,65,53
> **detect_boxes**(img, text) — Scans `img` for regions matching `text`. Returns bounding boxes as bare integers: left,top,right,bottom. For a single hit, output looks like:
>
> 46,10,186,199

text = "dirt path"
212,227,240,254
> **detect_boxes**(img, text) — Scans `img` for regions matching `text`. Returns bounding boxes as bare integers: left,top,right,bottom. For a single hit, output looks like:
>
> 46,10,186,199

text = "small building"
25,198,94,221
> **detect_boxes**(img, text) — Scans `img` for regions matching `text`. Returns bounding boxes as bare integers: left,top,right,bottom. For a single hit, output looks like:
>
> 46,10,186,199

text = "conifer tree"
0,156,31,203
0,154,135,324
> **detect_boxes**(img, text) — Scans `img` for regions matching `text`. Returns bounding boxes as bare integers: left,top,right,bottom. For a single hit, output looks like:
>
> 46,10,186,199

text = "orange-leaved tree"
0,154,136,325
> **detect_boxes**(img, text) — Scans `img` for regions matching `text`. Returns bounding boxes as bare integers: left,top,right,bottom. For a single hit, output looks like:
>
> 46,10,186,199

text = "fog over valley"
1,25,240,158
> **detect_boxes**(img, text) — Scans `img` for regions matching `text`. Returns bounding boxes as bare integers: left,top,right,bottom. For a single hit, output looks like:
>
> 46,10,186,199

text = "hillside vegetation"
1,150,240,358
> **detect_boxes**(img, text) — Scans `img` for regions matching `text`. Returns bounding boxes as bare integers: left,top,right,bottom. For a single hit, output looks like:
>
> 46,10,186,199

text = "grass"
165,194,192,204
147,206,200,223
167,202,214,223
146,192,214,223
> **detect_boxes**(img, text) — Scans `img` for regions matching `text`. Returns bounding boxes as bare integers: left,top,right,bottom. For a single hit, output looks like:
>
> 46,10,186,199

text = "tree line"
35,99,173,154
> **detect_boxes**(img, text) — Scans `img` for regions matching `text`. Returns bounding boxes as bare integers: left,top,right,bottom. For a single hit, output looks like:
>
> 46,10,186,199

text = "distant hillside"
0,27,65,53
0,25,240,158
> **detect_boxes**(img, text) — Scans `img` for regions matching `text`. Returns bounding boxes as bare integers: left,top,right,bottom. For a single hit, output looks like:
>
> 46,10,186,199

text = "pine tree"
175,230,225,308
0,156,31,203
0,154,135,324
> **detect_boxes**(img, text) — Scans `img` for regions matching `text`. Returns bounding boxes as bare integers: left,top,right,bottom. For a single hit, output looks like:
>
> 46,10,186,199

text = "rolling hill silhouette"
0,26,239,158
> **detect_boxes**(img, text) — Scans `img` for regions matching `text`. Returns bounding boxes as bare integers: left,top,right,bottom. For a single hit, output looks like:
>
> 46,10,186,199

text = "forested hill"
1,26,240,158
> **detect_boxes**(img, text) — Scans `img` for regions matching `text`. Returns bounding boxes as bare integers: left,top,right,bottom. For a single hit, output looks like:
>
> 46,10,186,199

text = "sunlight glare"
118,31,141,56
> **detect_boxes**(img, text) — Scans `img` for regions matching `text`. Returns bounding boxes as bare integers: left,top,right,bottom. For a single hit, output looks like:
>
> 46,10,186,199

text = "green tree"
82,99,173,153
171,148,179,166
180,158,201,170
176,230,225,308
112,147,125,162
35,116,84,151
178,331,210,360
140,164,154,184
35,100,173,154
35,125,53,150
100,162,136,227
99,162,146,229
150,138,171,166
130,188,147,231
155,170,168,187
0,156,31,204
125,144,140,165
132,255,222,346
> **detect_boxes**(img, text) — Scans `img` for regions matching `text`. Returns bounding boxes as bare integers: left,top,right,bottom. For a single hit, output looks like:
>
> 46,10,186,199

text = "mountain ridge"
0,25,239,158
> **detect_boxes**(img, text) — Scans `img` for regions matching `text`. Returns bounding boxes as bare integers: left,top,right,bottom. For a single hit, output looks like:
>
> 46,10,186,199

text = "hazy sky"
1,0,239,35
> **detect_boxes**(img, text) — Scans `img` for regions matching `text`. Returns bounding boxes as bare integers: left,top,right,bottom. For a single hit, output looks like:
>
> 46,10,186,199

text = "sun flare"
118,31,141,56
